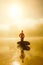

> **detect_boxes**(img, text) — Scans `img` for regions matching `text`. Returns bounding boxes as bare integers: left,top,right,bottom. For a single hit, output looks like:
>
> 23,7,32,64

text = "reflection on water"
12,61,20,65
0,37,43,65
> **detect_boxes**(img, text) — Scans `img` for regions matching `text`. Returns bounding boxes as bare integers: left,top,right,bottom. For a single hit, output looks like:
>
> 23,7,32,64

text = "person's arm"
24,35,25,37
19,33,21,37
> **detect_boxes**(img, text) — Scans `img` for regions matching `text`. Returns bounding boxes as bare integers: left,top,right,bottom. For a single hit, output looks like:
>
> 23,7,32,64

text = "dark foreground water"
0,37,43,65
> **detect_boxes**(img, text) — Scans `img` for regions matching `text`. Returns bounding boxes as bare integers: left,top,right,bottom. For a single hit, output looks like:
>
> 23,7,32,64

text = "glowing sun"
7,4,36,30
8,4,22,18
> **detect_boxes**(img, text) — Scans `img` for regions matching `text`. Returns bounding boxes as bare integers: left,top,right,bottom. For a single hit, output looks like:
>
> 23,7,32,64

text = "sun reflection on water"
12,61,20,65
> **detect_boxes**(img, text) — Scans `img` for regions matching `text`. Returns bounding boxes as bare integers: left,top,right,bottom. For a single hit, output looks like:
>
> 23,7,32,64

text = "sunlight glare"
13,61,20,65
7,4,36,30
8,4,22,18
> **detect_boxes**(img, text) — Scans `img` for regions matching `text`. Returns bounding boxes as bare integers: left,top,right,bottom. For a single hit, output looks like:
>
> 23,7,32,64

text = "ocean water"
0,37,43,65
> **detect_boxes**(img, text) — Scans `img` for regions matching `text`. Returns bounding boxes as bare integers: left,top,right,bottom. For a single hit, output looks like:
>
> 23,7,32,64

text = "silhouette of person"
19,30,25,41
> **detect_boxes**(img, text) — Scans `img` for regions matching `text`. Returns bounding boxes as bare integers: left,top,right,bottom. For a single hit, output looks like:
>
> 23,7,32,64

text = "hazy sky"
0,0,43,37
0,0,43,23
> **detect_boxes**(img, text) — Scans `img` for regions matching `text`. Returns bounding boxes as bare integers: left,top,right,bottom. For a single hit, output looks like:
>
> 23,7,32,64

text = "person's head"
21,30,23,33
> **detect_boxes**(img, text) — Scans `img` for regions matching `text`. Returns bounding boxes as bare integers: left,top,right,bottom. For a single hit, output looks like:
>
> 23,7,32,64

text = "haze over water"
0,37,43,65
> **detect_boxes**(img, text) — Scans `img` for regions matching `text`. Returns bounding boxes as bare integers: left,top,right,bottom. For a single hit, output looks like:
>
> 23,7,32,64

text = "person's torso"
20,33,24,38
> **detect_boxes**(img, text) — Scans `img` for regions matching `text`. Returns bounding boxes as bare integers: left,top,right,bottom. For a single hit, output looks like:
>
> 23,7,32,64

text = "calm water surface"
0,37,43,65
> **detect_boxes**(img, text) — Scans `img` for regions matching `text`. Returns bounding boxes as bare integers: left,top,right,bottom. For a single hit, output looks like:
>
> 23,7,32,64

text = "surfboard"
17,41,30,51
17,41,30,45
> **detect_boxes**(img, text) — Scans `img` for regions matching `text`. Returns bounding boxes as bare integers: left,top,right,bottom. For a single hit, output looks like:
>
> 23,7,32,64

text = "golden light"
0,24,10,31
25,18,36,29
13,18,36,30
7,4,22,18
7,4,36,30
13,61,20,65
14,19,25,30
